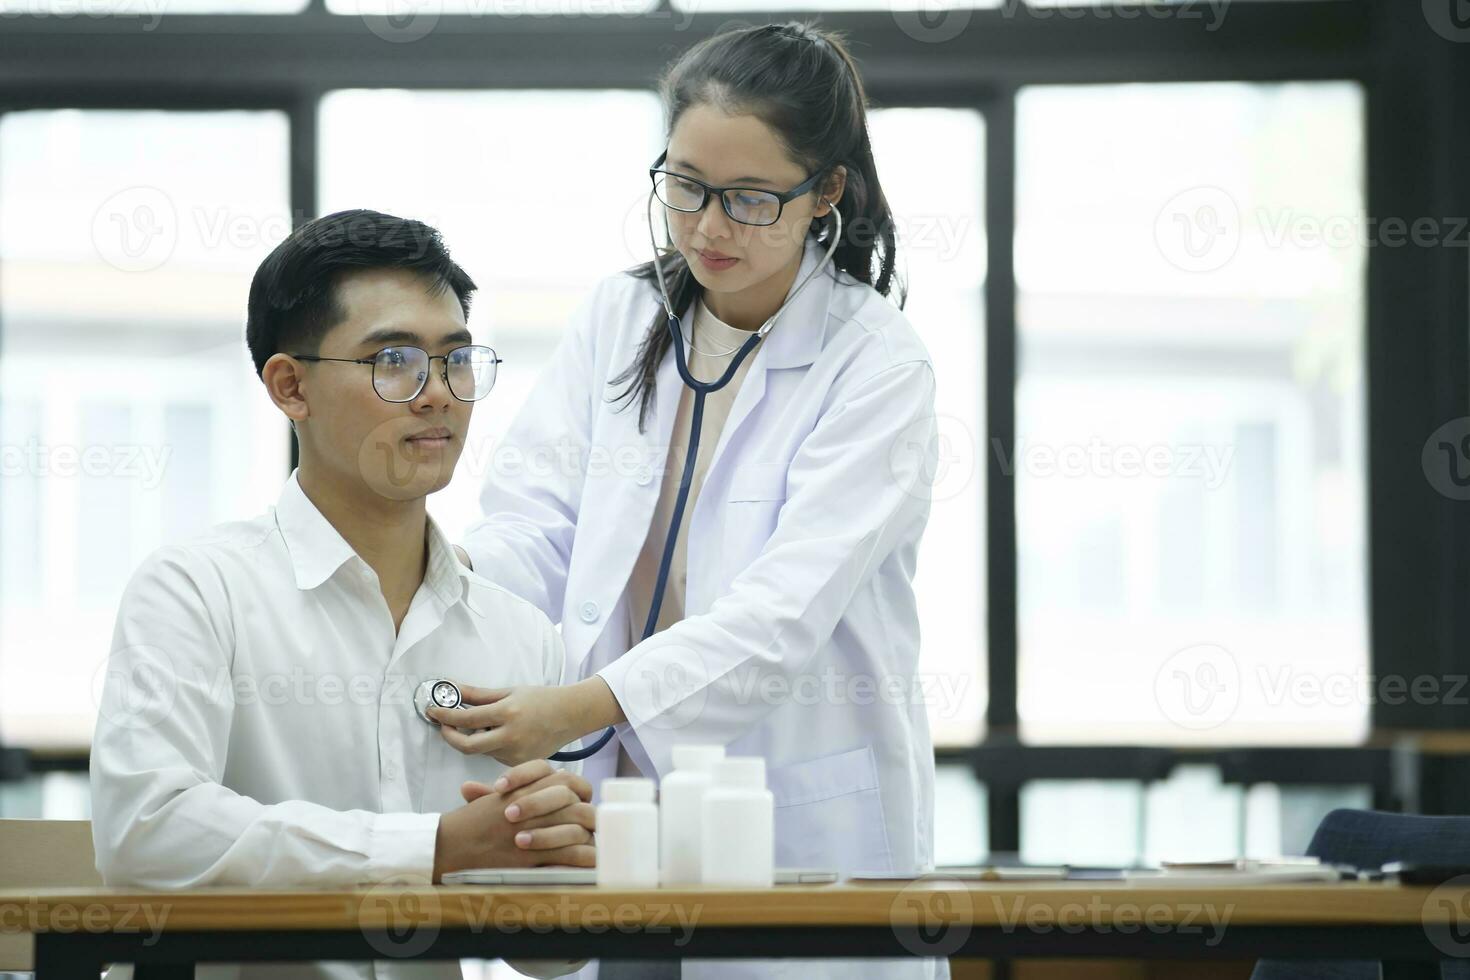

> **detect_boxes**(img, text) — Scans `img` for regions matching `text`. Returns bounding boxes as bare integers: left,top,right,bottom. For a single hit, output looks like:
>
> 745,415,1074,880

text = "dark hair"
612,21,904,431
246,209,477,378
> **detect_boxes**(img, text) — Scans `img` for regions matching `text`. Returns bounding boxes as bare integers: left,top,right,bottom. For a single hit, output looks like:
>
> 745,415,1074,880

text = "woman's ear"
261,353,311,427
815,165,848,216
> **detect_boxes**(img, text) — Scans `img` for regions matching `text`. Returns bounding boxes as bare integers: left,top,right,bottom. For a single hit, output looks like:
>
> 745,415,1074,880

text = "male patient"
90,209,591,980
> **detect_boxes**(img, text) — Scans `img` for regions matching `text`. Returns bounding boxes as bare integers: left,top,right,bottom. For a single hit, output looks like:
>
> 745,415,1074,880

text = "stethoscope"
413,678,467,724
415,188,843,763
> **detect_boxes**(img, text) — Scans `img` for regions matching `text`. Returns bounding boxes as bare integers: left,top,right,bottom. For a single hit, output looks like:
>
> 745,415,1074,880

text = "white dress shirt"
90,469,578,980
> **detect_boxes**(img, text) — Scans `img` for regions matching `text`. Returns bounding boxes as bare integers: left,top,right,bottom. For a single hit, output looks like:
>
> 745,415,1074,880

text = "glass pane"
1143,764,1243,864
1,400,43,605
935,763,988,865
0,772,91,820
1015,81,1367,746
1265,783,1372,855
1020,769,1374,865
672,0,999,12
674,0,1308,11
330,0,652,19
319,89,663,538
1021,778,1143,866
0,109,292,748
1,0,306,14
870,107,987,747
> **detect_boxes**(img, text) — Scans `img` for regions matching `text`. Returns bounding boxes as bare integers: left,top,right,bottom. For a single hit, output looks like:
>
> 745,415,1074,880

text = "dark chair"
1251,808,1470,980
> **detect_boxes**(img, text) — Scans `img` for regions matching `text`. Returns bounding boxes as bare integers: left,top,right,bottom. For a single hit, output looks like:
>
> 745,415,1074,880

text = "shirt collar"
423,512,473,608
275,469,470,607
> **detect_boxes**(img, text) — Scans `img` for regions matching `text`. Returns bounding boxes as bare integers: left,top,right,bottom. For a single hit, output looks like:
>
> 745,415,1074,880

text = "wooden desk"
2,880,1466,979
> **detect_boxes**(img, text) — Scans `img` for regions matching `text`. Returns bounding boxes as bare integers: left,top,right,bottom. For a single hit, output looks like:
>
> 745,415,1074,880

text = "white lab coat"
462,239,948,980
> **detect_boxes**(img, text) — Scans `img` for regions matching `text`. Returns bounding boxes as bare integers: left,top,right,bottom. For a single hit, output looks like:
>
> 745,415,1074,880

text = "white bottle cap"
601,777,655,803
671,744,726,773
713,757,766,790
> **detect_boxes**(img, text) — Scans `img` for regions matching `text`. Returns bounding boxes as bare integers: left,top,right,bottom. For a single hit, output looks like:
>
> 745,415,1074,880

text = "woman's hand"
428,678,624,765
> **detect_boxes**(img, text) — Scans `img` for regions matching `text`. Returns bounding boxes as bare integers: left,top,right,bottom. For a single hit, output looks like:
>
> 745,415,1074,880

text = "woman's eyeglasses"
649,150,829,228
289,344,502,403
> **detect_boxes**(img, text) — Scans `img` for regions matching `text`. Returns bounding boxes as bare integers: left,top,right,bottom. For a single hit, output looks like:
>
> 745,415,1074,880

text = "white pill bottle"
701,757,774,887
596,777,659,887
660,744,726,885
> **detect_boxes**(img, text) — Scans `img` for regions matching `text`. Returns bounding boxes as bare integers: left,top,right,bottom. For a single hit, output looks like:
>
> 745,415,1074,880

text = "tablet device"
1382,862,1470,885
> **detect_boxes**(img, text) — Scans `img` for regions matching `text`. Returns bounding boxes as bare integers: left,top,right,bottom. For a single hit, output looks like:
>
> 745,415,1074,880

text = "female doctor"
448,22,944,978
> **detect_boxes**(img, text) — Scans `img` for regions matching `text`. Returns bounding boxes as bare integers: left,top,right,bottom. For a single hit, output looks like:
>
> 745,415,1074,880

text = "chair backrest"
0,818,103,971
1305,808,1470,869
1251,809,1470,980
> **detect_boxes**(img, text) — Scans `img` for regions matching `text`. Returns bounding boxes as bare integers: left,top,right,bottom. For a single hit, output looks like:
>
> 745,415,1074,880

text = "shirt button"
384,765,398,780
636,468,653,486
579,600,600,623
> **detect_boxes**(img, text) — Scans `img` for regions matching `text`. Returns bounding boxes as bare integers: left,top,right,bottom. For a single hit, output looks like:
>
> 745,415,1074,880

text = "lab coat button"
579,600,600,623
636,467,653,486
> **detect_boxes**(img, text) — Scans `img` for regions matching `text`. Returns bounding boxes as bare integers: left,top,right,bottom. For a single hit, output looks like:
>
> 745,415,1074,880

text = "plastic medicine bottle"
597,777,658,887
660,744,726,885
701,757,774,887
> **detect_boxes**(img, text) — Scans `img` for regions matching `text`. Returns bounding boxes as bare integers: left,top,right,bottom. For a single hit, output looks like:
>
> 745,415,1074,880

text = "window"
2,0,307,14
331,0,652,15
870,107,988,747
319,87,664,542
1014,81,1368,745
0,109,291,748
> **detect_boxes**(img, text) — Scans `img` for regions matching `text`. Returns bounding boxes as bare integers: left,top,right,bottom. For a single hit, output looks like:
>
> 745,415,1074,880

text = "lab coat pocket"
767,744,893,875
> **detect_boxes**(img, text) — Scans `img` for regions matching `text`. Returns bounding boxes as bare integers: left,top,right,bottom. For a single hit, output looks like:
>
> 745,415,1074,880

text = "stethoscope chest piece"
414,678,463,724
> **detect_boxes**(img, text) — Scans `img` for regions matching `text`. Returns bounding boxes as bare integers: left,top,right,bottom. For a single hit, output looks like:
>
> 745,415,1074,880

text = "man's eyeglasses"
649,150,829,228
289,345,502,403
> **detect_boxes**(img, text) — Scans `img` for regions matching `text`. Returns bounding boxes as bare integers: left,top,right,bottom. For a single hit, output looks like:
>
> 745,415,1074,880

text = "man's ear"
815,165,848,217
261,353,311,427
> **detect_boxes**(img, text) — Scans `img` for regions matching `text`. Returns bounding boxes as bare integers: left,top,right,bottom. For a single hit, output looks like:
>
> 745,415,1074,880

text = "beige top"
616,299,759,777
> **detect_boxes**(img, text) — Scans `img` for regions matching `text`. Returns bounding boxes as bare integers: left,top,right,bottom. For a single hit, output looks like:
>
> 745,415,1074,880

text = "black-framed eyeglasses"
289,344,502,403
649,150,830,228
